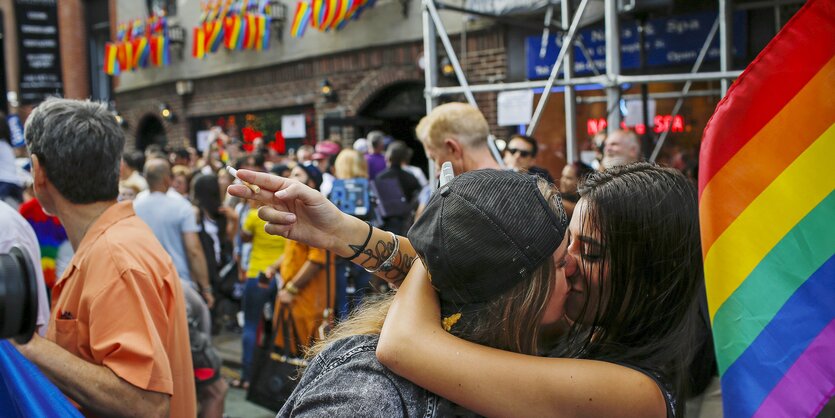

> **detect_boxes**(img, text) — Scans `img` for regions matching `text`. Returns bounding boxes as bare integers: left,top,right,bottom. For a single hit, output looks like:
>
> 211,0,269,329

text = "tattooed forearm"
346,233,415,285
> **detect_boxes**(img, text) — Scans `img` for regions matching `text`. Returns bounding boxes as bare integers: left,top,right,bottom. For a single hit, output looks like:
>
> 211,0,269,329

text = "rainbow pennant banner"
698,0,835,417
103,13,170,75
291,0,374,38
291,1,311,38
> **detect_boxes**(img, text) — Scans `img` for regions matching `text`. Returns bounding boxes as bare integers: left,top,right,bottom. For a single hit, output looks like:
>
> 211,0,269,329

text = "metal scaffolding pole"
719,0,733,96
526,0,590,136
577,89,723,104
649,17,720,162
605,0,621,134
424,0,477,107
562,0,578,164
422,4,439,184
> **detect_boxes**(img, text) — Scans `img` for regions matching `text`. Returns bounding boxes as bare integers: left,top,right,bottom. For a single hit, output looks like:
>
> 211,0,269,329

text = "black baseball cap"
408,169,568,311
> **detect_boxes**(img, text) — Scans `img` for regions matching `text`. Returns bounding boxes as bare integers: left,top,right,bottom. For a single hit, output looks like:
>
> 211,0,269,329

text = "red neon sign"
586,115,685,135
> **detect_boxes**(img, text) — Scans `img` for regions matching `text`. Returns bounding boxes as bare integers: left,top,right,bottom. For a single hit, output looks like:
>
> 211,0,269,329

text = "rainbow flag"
698,0,835,417
193,26,206,58
103,42,119,75
331,0,348,30
19,199,68,290
291,2,311,38
312,0,324,29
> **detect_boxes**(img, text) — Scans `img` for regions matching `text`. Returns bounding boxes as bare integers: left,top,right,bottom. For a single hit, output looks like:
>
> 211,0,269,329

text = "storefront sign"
587,114,685,136
282,114,307,139
527,10,747,80
14,0,63,104
497,90,534,126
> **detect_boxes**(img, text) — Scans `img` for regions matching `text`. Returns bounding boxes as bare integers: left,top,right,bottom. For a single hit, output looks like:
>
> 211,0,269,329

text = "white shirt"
0,201,50,335
0,142,22,185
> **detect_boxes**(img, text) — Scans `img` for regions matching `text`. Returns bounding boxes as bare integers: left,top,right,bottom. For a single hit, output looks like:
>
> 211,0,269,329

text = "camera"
0,246,39,343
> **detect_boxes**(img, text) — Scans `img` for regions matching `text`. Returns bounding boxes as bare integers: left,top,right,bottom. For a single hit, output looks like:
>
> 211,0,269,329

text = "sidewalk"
213,329,276,418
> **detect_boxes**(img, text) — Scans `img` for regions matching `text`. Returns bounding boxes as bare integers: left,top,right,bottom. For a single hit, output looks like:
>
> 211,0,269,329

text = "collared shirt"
48,202,196,417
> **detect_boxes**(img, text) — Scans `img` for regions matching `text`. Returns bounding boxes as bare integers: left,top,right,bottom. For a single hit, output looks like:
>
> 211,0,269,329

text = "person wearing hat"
312,140,341,197
265,164,335,355
276,170,570,417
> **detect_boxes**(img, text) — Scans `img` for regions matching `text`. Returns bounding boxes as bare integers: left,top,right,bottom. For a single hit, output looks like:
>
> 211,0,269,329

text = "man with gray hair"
365,130,387,179
601,129,642,170
14,98,195,417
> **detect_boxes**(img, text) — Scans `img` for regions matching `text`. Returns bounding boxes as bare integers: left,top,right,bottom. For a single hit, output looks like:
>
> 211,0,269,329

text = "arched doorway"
357,82,427,175
135,115,167,151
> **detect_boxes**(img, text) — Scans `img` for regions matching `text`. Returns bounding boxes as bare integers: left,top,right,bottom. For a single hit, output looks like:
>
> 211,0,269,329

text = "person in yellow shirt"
238,199,286,388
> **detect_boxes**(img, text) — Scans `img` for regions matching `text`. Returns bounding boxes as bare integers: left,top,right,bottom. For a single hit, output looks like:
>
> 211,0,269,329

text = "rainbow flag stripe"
291,2,311,38
698,0,835,417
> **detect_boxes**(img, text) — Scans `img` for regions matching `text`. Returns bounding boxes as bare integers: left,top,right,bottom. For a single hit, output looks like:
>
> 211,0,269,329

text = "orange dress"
275,240,335,354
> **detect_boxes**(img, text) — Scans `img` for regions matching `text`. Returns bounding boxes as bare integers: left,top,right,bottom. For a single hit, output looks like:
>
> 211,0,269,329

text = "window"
147,0,176,16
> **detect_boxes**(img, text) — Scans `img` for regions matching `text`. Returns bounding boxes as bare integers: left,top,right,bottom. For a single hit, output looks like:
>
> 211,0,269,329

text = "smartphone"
439,162,455,187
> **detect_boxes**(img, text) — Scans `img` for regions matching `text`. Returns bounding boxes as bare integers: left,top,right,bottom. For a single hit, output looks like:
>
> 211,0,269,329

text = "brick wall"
116,29,509,151
58,0,90,99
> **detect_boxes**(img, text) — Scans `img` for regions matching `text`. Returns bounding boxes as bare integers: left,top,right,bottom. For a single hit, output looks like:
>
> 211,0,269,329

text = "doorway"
357,82,427,176
136,115,167,151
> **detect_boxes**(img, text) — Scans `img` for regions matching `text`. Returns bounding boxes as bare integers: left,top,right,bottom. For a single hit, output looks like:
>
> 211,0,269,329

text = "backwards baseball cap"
298,164,323,191
408,170,568,315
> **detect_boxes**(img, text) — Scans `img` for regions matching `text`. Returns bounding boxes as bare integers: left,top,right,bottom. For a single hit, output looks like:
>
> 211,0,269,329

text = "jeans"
241,278,270,382
335,260,373,321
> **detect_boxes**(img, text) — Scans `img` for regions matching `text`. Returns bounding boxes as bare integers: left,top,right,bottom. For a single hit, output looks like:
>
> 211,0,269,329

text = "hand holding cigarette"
226,166,261,194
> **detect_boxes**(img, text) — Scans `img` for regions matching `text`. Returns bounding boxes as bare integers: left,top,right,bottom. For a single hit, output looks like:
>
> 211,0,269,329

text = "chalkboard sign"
527,10,747,80
15,0,63,104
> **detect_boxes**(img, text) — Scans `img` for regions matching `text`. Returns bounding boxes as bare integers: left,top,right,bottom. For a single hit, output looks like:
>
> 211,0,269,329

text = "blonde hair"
334,149,368,179
420,103,489,150
308,178,562,359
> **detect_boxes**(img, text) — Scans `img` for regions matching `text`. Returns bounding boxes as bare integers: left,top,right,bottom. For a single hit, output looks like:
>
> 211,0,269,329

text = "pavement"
213,329,276,418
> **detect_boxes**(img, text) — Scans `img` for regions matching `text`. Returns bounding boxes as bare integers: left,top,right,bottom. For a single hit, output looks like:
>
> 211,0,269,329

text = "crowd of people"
1,97,718,417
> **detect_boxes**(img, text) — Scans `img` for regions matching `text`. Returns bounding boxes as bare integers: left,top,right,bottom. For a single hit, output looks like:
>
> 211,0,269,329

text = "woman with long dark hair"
376,163,703,417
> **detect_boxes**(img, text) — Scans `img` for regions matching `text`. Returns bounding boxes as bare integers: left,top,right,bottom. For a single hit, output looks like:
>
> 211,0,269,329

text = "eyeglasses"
507,148,533,158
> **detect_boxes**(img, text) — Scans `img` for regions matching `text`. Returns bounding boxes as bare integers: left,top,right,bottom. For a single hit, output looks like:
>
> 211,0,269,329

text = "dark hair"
252,152,266,169
509,134,539,157
191,173,227,242
385,140,412,166
270,164,291,177
122,150,145,172
562,163,702,416
24,98,124,204
173,147,190,161
0,115,10,144
570,161,594,180
367,130,385,150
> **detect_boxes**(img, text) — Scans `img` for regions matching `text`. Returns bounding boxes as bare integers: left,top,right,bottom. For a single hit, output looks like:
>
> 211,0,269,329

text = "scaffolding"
420,0,801,168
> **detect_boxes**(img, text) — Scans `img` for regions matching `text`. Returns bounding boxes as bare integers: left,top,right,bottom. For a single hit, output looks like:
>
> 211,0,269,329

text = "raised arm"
227,170,416,285
376,261,666,418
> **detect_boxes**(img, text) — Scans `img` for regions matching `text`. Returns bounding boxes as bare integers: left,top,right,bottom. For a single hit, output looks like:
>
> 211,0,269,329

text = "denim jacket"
277,334,479,417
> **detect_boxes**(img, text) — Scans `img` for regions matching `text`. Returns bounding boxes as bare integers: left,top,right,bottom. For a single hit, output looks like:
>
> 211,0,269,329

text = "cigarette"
226,166,261,194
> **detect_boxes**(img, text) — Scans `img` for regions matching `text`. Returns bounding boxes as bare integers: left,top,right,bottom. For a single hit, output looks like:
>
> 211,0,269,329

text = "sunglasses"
507,148,533,158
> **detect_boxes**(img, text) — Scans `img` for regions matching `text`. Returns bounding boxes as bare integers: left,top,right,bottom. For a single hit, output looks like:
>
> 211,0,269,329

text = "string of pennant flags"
192,0,273,59
104,0,379,75
104,14,170,75
290,0,377,38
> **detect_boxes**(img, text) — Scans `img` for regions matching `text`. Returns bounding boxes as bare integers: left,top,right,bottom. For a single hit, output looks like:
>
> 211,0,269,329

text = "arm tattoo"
347,235,415,284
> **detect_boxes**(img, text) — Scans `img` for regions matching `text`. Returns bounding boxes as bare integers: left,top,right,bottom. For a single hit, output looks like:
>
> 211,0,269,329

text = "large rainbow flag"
698,0,835,416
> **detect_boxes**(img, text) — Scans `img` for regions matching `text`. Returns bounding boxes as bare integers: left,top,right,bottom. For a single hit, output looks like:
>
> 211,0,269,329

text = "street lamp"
320,79,336,102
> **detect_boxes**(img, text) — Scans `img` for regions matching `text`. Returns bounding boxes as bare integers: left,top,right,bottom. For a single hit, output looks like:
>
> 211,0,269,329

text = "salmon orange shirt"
47,202,196,417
